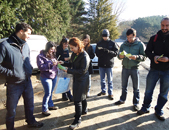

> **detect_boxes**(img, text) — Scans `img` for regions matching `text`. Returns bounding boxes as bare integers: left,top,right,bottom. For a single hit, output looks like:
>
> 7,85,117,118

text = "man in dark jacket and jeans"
0,23,43,129
95,29,118,100
137,17,169,121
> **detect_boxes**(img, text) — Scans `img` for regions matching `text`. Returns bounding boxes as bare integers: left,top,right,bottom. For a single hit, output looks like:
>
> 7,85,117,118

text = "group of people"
0,17,169,130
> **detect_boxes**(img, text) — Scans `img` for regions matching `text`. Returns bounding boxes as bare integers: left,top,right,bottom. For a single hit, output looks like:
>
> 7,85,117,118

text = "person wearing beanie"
95,29,118,100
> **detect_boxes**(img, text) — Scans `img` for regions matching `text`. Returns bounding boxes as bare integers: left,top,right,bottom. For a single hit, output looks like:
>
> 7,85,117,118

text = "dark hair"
15,22,32,33
59,36,69,48
126,28,136,36
69,37,84,53
44,41,56,59
161,17,169,23
82,34,90,51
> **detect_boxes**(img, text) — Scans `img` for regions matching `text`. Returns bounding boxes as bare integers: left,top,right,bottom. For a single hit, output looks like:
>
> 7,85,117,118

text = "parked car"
91,43,99,71
0,35,48,72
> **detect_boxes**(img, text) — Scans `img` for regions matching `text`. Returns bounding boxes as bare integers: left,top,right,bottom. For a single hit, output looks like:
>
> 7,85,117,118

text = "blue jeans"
99,67,113,95
88,75,91,93
6,78,35,130
120,68,139,105
40,76,57,112
141,69,169,115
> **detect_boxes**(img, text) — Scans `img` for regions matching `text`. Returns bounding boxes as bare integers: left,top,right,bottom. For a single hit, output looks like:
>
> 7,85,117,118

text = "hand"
103,48,109,53
119,54,125,59
64,57,70,61
157,56,169,63
129,55,137,60
154,56,159,64
58,61,64,64
52,61,57,66
63,67,68,72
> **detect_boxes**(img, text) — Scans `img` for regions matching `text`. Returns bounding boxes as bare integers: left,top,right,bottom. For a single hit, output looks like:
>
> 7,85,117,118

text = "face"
83,38,89,47
20,28,32,41
48,47,56,54
103,37,108,41
161,20,169,34
127,34,136,43
63,42,68,49
69,44,79,54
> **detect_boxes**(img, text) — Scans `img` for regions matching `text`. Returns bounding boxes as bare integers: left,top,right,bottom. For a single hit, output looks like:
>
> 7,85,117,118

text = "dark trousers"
6,78,35,130
62,90,72,99
74,99,87,123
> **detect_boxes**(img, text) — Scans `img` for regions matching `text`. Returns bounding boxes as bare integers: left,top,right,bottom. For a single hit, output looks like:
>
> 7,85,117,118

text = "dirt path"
0,57,169,130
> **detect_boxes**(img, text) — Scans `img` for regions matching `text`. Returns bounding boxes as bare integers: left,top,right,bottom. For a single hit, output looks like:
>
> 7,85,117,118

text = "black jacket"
85,45,95,74
145,30,169,71
95,39,118,68
0,33,32,84
56,45,69,61
65,51,90,101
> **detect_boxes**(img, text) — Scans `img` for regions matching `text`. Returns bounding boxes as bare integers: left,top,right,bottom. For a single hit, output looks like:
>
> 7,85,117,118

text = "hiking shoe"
49,106,59,110
69,119,81,129
115,100,125,105
155,112,165,121
137,109,150,115
133,105,139,111
28,121,43,128
42,110,51,116
108,95,114,100
97,92,106,96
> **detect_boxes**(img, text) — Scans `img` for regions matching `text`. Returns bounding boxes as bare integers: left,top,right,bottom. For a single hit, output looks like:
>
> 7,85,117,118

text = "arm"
117,45,125,60
107,42,119,58
0,44,13,77
136,42,146,62
88,46,95,59
67,55,88,75
36,55,54,71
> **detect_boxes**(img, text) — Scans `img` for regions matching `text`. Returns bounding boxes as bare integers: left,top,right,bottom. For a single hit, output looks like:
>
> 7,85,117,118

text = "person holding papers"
37,41,59,116
56,37,73,102
61,37,90,129
114,28,146,111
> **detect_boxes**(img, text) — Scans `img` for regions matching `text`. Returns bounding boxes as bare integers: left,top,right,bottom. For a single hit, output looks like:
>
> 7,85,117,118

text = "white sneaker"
87,92,90,98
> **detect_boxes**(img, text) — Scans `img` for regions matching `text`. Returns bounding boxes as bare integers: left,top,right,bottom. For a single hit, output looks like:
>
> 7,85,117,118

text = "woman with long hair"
37,41,59,116
62,37,90,129
56,37,73,101
82,34,95,97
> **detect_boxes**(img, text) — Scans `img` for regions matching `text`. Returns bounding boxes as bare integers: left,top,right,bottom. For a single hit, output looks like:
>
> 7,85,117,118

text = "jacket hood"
9,33,26,46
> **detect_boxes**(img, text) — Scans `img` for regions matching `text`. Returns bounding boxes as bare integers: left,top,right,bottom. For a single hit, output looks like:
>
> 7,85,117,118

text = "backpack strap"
153,34,158,42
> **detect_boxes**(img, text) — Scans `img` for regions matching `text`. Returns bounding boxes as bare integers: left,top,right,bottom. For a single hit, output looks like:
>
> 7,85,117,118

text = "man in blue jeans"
137,17,169,121
95,29,118,100
0,23,43,129
114,28,146,111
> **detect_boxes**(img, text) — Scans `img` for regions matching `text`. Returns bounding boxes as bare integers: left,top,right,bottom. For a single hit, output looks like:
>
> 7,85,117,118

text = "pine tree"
85,0,119,43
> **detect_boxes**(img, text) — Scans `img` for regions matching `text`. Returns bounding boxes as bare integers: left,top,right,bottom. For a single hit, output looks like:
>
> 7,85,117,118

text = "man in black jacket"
95,29,118,100
0,23,43,129
137,18,169,121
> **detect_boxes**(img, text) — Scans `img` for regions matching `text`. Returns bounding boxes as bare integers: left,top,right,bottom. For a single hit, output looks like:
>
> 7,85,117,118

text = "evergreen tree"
85,0,119,43
67,0,87,38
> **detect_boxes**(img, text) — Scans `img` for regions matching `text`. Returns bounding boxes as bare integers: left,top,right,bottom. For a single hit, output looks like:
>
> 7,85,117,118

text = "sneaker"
28,121,43,128
49,106,59,110
115,100,125,105
42,110,51,116
69,119,81,129
97,92,106,96
155,112,165,121
62,97,68,101
137,109,150,115
133,105,139,111
108,95,114,100
87,92,90,98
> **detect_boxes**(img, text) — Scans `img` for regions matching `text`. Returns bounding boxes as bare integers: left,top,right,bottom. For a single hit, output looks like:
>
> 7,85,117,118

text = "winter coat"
0,33,32,84
95,39,118,68
145,30,169,71
85,45,95,74
56,45,69,61
118,38,146,69
37,50,58,79
65,51,90,101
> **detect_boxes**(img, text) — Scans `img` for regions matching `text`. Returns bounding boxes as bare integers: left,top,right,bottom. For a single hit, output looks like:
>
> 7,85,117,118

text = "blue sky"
118,0,169,21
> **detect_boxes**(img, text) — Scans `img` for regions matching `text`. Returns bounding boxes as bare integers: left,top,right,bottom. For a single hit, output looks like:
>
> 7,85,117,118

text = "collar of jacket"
9,33,26,47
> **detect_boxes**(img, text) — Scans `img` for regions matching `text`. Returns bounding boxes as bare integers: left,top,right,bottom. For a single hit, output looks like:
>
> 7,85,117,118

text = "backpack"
153,34,158,42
